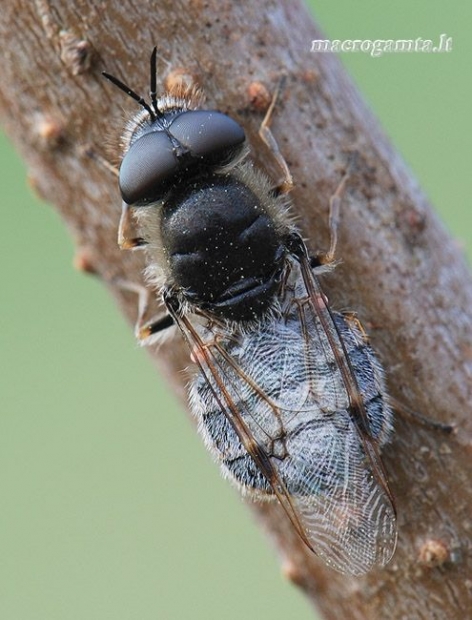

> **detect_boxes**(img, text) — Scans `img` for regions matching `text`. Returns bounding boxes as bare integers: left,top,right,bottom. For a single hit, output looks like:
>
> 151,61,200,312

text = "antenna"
102,69,156,121
149,47,158,115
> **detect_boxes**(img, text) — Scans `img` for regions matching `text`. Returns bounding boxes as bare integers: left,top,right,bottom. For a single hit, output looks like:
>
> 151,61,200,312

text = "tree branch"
2,1,472,617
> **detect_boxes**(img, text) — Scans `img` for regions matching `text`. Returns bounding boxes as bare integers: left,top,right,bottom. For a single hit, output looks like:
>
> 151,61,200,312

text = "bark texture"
1,1,472,618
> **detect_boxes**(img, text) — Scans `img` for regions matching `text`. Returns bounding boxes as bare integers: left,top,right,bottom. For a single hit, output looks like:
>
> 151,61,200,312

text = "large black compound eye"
168,110,245,162
119,131,179,205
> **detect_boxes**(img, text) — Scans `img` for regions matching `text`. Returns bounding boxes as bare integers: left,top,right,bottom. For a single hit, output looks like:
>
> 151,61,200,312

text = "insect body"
103,49,397,575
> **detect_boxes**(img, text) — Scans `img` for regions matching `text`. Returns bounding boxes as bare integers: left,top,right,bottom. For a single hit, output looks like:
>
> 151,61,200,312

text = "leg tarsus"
142,313,174,338
118,202,147,250
325,167,350,263
312,156,357,266
114,279,174,343
390,395,455,434
83,145,120,178
258,77,293,194
84,148,146,250
343,311,370,344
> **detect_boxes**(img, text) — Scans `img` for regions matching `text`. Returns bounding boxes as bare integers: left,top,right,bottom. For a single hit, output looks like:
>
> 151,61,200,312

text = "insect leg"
82,147,146,250
115,279,174,343
258,77,293,194
83,146,120,178
343,306,454,434
82,147,147,250
118,202,147,250
324,167,351,264
388,396,454,434
303,163,353,269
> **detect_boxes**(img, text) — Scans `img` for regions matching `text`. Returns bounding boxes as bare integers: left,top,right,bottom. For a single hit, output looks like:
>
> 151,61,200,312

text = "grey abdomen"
189,310,393,496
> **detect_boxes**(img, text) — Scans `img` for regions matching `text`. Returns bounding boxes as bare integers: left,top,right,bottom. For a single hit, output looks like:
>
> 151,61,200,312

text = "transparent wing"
284,424,397,574
168,254,397,575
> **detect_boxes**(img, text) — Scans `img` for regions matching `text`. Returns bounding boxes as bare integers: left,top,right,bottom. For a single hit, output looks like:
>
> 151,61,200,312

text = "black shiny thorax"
161,173,286,321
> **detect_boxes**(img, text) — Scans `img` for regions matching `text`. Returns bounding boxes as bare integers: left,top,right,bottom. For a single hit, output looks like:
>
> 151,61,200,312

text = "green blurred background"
1,2,470,619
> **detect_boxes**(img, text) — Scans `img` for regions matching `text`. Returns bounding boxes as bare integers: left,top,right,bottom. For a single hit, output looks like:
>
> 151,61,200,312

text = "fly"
102,48,398,575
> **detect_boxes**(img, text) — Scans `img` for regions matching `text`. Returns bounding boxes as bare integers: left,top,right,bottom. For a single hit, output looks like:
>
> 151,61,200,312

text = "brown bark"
1,1,471,618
